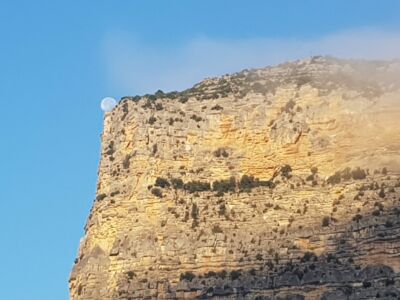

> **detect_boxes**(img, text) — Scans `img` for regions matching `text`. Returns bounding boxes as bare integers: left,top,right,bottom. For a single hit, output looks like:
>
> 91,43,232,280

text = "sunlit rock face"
70,57,400,300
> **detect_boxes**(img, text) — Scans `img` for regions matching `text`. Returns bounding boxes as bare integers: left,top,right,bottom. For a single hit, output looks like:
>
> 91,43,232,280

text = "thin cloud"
102,28,400,95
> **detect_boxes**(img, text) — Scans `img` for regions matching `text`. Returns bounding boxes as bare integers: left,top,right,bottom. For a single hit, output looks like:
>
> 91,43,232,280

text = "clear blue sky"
0,1,399,299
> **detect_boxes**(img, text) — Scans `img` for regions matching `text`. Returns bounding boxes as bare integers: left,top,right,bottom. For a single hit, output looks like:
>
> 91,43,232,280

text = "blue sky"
0,1,399,299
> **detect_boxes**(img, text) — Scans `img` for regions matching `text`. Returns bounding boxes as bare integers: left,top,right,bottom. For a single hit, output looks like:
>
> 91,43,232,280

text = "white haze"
102,28,400,95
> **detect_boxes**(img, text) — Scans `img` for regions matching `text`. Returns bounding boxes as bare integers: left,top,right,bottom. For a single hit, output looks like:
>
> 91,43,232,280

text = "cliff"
70,56,400,300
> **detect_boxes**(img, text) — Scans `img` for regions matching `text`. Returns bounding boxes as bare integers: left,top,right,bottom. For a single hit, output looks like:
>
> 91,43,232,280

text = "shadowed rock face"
69,57,400,299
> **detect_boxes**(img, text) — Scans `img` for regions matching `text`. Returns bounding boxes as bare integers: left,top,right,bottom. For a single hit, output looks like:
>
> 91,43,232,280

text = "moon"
101,97,117,112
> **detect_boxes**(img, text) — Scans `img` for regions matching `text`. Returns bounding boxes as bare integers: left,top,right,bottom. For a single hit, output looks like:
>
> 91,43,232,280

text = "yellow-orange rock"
70,57,400,300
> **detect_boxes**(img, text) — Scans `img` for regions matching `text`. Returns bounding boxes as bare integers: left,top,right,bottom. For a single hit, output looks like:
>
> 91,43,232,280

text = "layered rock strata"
70,57,400,299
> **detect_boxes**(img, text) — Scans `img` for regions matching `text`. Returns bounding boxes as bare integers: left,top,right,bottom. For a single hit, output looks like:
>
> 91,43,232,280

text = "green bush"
238,175,274,192
191,203,199,219
147,94,156,101
155,103,163,110
212,224,223,234
352,214,362,222
239,175,257,191
306,174,314,181
96,193,107,201
281,164,292,178
218,204,227,216
180,272,195,281
372,210,380,216
165,91,178,99
184,181,210,193
155,177,170,188
151,188,163,198
327,172,341,185
205,271,216,278
341,167,352,181
351,167,366,180
211,104,223,110
171,178,184,189
141,100,153,109
179,96,189,103
213,148,229,158
190,114,202,122
105,141,115,156
284,99,296,112
155,89,164,98
213,177,236,194
148,116,157,124
230,270,241,280
322,216,330,227
217,270,227,279
126,271,135,279
122,155,130,169
301,251,317,262
252,82,266,94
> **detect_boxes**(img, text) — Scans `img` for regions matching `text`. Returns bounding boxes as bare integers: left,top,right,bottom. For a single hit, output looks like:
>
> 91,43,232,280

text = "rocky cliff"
70,56,400,300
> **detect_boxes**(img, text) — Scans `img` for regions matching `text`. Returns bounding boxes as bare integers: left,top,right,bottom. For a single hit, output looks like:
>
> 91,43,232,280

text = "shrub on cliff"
141,100,153,109
217,270,227,279
126,271,135,280
191,203,199,220
281,164,292,178
213,148,229,158
382,167,388,175
96,193,107,201
211,104,223,110
212,224,223,234
327,172,341,185
238,175,274,192
379,188,386,198
105,141,115,156
351,167,366,180
218,203,227,216
180,272,195,281
154,89,165,98
184,181,211,193
151,188,163,198
341,167,352,181
155,103,163,111
322,216,330,227
230,270,241,280
171,178,184,189
283,99,296,112
190,114,202,122
213,177,236,195
352,214,363,222
148,116,157,124
122,155,130,169
306,174,314,181
301,251,317,262
155,177,170,188
179,95,189,103
239,175,257,192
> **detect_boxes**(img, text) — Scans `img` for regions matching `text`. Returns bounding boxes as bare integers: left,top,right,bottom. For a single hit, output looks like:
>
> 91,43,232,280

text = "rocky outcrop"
70,57,400,299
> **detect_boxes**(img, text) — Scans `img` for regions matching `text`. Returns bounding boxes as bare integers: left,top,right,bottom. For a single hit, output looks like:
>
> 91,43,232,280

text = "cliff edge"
70,56,400,299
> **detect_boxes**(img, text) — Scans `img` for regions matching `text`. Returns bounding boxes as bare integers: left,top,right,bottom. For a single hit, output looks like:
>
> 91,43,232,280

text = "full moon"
100,97,117,112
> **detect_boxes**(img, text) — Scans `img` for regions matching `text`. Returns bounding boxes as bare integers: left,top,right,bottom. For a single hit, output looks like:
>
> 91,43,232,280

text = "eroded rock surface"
70,57,400,299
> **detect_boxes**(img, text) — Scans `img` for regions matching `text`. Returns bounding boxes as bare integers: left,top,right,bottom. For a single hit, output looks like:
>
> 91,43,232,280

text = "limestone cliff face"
70,57,400,300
